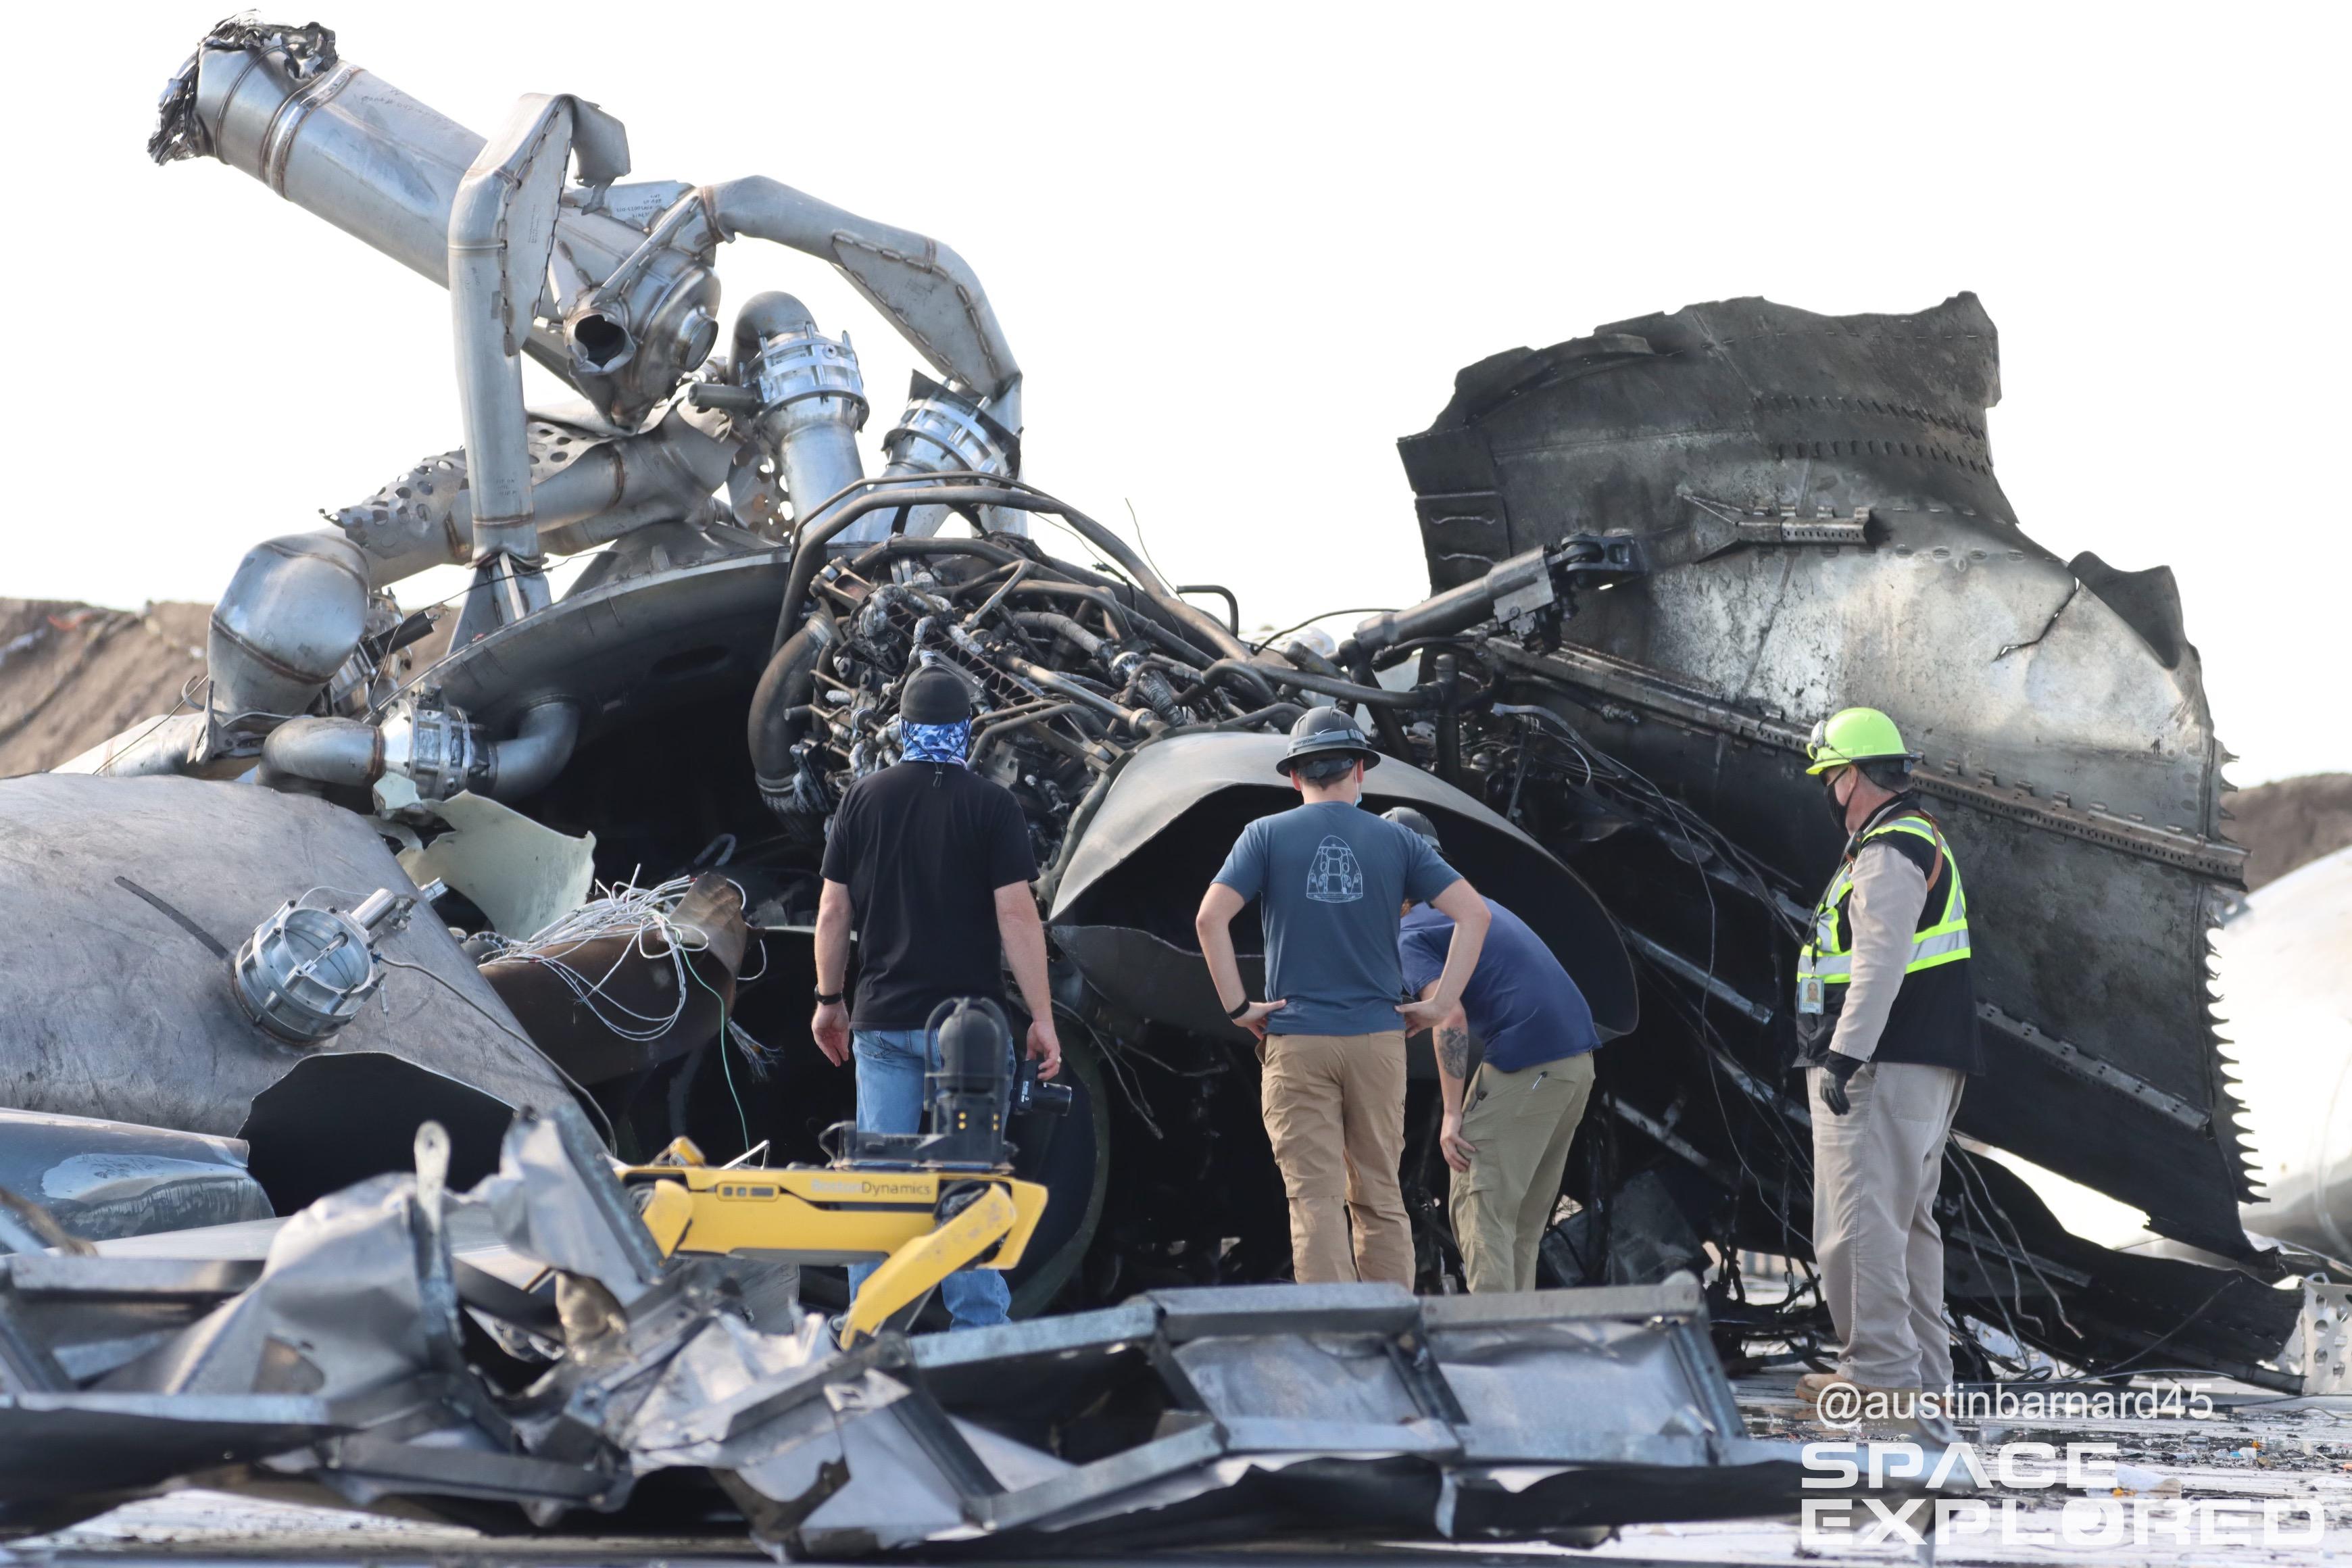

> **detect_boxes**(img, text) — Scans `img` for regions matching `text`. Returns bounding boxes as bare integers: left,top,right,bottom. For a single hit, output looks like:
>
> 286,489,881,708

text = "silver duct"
852,375,1021,544
698,178,1019,402
157,27,714,432
51,714,212,779
207,532,372,747
330,410,732,587
729,293,867,533
449,96,569,572
265,700,581,803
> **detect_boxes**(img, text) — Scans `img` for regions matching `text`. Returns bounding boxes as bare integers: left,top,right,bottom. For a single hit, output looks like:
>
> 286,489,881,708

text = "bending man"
1384,806,1601,1294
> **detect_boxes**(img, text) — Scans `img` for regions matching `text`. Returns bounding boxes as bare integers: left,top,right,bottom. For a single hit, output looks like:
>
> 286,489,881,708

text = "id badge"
1796,977,1825,1016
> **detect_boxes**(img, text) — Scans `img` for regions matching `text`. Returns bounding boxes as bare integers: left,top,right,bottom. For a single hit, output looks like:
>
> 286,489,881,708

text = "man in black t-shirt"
811,661,1060,1330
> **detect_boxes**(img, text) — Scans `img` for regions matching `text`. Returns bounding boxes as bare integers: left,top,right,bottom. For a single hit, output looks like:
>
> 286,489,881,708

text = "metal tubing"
699,178,1020,399
52,714,212,779
1012,610,1108,660
1431,652,1463,784
258,716,385,788
1180,585,1242,635
449,99,573,564
1349,649,1417,759
730,293,868,530
748,608,837,798
1192,659,1419,709
1004,660,1156,735
1350,545,1558,656
208,531,373,737
485,701,582,800
971,702,1084,764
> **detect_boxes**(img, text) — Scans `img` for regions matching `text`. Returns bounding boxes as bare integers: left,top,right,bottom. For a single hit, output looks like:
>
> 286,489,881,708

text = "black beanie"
900,663,974,724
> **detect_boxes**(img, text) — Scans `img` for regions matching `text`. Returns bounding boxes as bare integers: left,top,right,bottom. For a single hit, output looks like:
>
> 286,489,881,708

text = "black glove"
1818,1051,1865,1117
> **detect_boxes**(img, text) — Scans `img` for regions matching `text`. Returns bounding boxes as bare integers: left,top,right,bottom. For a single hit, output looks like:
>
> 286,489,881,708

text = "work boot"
1796,1371,1923,1420
1794,1369,1843,1404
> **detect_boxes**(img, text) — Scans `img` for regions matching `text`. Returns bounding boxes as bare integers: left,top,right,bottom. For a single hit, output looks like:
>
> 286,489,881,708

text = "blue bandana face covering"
902,718,971,766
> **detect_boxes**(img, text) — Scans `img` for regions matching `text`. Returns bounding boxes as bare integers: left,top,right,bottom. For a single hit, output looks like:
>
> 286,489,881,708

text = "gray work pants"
1808,1060,1965,1390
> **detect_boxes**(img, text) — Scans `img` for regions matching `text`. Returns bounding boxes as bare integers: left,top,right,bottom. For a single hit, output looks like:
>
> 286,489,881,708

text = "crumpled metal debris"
0,1102,1825,1554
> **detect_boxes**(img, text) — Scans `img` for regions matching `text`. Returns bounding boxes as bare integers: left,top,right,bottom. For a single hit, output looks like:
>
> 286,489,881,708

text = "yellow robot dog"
618,999,1058,1346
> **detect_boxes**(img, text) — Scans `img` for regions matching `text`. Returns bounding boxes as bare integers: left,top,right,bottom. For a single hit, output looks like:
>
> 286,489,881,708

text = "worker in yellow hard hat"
1792,708,1984,1418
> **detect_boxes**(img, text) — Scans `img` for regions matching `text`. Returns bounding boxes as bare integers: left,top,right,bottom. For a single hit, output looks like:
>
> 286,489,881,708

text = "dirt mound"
0,600,210,777
2232,772,2352,890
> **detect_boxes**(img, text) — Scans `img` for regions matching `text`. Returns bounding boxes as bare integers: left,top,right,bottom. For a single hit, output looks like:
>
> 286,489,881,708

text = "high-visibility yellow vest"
1796,814,1971,994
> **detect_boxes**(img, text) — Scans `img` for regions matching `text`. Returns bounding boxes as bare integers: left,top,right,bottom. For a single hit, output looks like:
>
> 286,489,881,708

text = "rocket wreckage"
0,18,2306,1532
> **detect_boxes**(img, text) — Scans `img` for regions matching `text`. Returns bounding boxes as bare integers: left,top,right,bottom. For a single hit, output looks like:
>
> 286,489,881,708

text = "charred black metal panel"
1399,295,2255,1261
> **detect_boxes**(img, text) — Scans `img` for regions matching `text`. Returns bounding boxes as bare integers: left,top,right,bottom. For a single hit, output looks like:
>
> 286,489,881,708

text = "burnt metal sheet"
1398,293,2258,1260
1047,730,1638,1039
432,554,784,739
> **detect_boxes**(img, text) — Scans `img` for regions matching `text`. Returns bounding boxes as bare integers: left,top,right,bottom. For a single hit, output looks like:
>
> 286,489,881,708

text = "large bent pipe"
155,29,1019,404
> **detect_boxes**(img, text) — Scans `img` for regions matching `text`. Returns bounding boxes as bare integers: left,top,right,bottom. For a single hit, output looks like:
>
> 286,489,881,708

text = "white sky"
12,3,2345,785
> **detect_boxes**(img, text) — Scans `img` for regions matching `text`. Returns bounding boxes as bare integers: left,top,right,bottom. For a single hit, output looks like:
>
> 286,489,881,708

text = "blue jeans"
846,1028,1011,1331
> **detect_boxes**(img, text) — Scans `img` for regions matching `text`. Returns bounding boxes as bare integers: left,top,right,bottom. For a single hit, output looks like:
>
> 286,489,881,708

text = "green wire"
685,957,753,1158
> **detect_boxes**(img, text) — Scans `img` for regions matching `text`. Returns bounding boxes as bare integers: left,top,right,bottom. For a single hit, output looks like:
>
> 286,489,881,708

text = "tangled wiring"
474,876,779,1077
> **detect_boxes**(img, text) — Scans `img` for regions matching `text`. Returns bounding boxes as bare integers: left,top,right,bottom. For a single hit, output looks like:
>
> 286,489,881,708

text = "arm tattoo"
1436,1025,1470,1082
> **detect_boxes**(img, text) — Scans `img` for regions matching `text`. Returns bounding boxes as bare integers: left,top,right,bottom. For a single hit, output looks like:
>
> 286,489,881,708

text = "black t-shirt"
820,762,1039,1029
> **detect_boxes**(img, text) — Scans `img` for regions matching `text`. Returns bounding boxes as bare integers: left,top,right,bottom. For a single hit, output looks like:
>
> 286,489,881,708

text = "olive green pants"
1260,1031,1412,1285
1448,1052,1596,1292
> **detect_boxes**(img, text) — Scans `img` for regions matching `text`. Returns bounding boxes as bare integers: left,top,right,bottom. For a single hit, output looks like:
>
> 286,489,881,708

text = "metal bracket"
1977,1002,2209,1131
1487,641,2249,882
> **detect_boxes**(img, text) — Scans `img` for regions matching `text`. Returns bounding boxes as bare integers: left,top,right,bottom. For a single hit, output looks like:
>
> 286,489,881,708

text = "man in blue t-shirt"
1386,806,1600,1294
1195,709,1490,1285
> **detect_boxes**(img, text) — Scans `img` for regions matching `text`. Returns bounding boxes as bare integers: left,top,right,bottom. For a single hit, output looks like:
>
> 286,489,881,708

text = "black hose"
1279,639,1346,679
1349,648,1417,758
1002,583,1138,639
844,535,1031,581
1195,658,1421,708
1012,610,1108,659
1208,702,1307,731
748,606,835,799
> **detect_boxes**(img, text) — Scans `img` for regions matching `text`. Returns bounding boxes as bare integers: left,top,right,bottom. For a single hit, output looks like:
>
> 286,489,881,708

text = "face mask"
1824,770,1851,830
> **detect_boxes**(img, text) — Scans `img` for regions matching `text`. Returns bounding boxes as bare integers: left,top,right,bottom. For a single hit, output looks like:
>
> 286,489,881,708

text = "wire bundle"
476,877,776,1076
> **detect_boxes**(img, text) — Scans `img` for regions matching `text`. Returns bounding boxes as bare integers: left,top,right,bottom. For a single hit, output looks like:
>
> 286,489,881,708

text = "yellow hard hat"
1805,707,1917,775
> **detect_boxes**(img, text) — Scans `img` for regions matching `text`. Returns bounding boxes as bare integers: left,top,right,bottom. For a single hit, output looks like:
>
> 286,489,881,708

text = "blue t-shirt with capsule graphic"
1213,801,1460,1035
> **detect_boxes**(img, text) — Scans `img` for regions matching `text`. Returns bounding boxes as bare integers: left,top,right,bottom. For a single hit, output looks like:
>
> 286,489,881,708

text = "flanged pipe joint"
260,698,581,803
232,880,445,1044
846,373,1020,543
731,293,867,531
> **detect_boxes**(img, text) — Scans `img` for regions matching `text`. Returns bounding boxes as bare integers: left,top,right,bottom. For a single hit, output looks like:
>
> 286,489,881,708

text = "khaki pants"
1449,1052,1596,1292
1260,1031,1412,1285
1809,1059,1965,1390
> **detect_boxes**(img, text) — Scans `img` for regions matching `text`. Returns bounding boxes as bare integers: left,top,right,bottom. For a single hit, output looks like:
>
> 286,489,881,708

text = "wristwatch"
1226,998,1252,1021
815,988,844,1006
